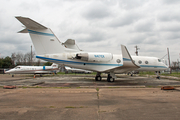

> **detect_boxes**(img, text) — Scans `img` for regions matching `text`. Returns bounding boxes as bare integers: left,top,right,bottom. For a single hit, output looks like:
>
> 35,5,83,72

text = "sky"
0,0,180,62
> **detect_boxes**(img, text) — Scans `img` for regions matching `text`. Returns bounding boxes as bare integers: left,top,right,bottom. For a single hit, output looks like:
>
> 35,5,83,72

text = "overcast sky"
0,0,180,62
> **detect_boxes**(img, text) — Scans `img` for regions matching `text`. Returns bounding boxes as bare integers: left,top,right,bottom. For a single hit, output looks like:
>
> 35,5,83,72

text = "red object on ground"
3,86,16,89
161,86,174,90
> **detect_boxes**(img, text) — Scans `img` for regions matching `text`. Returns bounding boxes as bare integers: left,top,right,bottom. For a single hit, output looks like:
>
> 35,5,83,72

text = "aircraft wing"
104,45,140,73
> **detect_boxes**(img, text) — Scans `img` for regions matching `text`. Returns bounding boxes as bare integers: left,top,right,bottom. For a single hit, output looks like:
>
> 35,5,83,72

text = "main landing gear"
95,72,102,81
95,72,116,82
107,74,114,82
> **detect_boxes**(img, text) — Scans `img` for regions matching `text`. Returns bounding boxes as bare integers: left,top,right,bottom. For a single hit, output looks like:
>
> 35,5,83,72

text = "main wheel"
109,77,114,82
95,76,102,81
107,74,114,82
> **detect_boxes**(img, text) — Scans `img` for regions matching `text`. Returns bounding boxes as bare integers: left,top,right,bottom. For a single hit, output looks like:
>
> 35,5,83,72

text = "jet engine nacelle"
76,52,113,62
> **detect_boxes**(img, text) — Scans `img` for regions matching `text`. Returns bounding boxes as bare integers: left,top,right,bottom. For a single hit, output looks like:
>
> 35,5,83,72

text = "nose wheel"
155,71,160,79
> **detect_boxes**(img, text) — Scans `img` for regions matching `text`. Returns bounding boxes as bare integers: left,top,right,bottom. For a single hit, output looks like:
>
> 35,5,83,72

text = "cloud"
0,0,180,61
118,0,147,10
132,20,155,32
83,1,111,20
108,12,142,27
162,0,180,4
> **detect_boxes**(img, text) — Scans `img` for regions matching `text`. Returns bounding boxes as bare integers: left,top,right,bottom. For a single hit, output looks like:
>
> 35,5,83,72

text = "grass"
161,72,180,77
49,106,55,108
139,71,156,76
139,71,180,78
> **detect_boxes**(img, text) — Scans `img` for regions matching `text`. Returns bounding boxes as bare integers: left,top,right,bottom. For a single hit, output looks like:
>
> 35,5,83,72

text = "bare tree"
11,52,16,66
11,51,35,65
16,52,24,65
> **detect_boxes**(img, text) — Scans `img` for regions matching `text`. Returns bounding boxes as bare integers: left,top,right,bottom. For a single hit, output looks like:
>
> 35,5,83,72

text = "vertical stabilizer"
16,16,65,55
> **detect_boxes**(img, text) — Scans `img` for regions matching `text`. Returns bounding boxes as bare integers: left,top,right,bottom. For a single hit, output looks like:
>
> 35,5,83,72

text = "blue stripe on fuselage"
36,56,121,66
123,58,131,61
139,65,167,68
28,29,55,36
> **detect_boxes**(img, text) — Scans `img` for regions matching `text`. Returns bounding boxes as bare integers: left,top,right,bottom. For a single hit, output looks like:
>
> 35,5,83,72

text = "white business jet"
5,63,59,77
15,16,168,82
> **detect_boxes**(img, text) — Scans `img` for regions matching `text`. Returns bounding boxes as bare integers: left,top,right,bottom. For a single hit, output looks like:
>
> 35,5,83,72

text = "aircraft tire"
95,76,102,81
110,77,114,82
107,74,114,82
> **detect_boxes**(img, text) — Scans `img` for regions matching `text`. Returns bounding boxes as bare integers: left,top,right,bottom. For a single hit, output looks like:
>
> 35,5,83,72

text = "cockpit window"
15,67,20,69
158,59,161,62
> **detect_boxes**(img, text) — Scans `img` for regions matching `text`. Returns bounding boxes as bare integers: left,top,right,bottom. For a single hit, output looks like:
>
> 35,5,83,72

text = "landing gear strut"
107,74,114,82
95,72,102,81
107,72,116,82
156,71,160,79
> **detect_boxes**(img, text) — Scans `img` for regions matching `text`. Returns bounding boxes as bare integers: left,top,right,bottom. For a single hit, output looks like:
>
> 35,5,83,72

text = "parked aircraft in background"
16,16,168,82
65,66,93,74
5,63,59,77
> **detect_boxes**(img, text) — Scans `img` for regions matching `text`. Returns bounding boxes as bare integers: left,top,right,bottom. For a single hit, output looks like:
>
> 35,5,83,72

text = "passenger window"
116,59,121,63
138,60,142,64
145,61,148,64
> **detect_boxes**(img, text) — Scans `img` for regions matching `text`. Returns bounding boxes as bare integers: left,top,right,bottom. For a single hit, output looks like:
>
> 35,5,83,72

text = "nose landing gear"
156,71,160,79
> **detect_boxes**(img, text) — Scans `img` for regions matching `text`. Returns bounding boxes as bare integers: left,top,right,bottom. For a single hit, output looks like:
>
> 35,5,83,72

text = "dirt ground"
0,87,180,120
1,74,180,120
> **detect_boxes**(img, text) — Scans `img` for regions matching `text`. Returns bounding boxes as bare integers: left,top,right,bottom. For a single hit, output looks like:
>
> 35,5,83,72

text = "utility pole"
167,48,171,74
31,45,32,66
135,45,140,56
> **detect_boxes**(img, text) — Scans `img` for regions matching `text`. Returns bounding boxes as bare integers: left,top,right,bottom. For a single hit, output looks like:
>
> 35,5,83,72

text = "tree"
43,62,52,66
0,56,14,68
11,51,35,65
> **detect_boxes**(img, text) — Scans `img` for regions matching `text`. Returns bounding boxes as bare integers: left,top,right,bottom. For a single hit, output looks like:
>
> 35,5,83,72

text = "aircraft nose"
4,70,10,74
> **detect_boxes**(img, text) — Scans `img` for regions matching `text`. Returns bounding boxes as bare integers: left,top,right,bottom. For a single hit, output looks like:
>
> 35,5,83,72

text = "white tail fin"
51,63,58,68
16,16,65,55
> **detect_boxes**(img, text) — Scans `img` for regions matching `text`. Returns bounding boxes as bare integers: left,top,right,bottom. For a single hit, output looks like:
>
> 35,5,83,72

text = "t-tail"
15,16,65,55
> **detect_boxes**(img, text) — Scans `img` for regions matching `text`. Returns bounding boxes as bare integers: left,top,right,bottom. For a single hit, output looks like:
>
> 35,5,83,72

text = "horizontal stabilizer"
18,28,28,33
15,16,47,29
62,39,81,51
